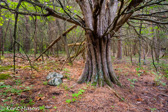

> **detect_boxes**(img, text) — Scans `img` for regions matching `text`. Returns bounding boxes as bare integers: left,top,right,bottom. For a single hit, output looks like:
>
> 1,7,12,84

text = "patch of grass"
0,65,13,72
0,73,11,80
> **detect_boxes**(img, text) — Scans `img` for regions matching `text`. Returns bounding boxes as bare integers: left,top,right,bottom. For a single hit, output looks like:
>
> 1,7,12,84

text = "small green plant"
63,68,70,72
38,94,43,97
135,67,144,77
28,99,35,106
149,108,157,112
127,78,137,87
53,106,57,109
65,88,86,103
39,105,45,111
43,81,48,85
66,99,72,103
44,66,50,70
61,83,70,91
14,79,22,85
153,72,166,86
64,73,71,80
23,86,32,92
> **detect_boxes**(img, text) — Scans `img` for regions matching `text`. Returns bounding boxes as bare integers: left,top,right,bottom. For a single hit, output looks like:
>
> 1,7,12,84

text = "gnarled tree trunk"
76,0,143,87
78,31,120,87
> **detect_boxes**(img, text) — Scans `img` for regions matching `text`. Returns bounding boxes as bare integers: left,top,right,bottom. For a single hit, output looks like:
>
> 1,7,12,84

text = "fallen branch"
70,47,85,60
107,86,125,102
35,25,77,61
68,41,85,47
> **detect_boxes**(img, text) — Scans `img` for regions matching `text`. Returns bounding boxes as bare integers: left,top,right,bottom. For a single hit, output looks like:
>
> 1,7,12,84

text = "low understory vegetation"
0,54,167,112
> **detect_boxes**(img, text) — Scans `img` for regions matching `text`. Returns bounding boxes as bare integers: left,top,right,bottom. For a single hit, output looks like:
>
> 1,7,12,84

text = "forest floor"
0,54,168,112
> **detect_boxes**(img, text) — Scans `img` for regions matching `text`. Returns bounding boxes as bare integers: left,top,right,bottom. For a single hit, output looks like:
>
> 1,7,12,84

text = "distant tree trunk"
9,28,13,52
112,39,116,57
63,22,72,64
34,18,38,58
132,40,137,55
154,26,160,63
117,30,122,59
0,8,2,61
23,16,30,53
3,19,10,55
138,21,142,65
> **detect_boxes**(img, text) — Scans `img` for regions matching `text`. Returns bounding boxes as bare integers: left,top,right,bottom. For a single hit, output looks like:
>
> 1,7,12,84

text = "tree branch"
35,25,77,61
130,17,168,24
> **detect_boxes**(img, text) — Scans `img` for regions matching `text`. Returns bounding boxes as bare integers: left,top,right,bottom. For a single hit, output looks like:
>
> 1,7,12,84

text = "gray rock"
46,72,63,80
48,78,62,86
46,72,63,86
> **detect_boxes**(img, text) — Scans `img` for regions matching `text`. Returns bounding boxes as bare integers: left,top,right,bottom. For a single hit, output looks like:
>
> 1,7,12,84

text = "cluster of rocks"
46,72,63,86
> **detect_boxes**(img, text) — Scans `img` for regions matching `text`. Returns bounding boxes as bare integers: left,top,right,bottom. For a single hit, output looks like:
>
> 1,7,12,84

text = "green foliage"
63,68,70,72
66,99,72,103
28,99,35,106
149,108,157,112
152,72,166,86
61,83,70,91
127,78,137,87
52,96,56,99
43,81,48,85
135,67,143,77
65,87,86,104
0,84,32,97
64,73,71,80
53,106,57,109
14,79,22,85
0,73,11,80
39,105,45,111
0,65,13,72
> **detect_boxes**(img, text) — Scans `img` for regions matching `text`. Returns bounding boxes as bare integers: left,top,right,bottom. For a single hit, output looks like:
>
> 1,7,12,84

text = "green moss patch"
0,65,13,72
0,73,11,80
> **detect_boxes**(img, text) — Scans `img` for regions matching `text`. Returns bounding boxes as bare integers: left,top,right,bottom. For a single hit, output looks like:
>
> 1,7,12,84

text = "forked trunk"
78,32,120,87
76,0,143,87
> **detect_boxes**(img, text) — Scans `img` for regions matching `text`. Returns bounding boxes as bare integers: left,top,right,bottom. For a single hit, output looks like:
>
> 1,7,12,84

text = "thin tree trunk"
34,18,38,58
0,8,2,61
138,21,142,66
117,31,122,59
